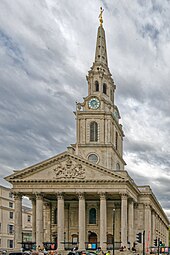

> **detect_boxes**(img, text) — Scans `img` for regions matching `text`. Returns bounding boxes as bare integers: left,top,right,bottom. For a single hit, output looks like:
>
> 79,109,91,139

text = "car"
9,252,30,255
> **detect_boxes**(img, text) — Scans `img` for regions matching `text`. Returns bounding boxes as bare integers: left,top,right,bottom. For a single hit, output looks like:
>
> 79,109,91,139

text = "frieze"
53,158,85,179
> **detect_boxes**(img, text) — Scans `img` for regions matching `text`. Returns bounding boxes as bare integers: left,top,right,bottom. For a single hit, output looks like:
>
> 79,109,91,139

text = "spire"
94,7,108,66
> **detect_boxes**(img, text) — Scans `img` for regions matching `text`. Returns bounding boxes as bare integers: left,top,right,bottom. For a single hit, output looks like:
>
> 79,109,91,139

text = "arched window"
54,208,57,224
89,208,96,224
116,162,120,170
95,81,99,91
103,83,107,94
90,122,98,142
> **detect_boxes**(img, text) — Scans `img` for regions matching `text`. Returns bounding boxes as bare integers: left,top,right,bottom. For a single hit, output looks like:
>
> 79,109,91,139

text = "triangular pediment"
5,151,126,183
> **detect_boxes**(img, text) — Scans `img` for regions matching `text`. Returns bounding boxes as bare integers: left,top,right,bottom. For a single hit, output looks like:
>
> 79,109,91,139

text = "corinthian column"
14,193,22,249
57,193,64,251
100,192,107,251
78,193,85,250
128,198,134,248
30,197,36,242
121,193,127,247
36,193,44,247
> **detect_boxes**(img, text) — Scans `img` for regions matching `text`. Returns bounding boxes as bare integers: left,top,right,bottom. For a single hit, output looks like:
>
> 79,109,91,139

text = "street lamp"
112,209,115,255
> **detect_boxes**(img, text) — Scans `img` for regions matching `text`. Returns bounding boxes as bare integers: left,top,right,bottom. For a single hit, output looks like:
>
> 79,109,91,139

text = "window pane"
9,212,13,219
89,208,96,224
90,122,98,142
103,83,107,94
88,154,98,164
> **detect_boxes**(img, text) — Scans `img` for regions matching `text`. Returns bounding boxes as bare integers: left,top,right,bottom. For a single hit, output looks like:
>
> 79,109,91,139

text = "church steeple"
73,8,126,171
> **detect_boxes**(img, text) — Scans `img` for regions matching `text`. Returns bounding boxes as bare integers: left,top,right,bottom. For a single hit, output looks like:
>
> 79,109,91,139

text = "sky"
0,0,170,217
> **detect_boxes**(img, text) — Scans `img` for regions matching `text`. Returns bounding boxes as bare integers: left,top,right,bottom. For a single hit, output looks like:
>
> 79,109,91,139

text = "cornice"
10,178,127,184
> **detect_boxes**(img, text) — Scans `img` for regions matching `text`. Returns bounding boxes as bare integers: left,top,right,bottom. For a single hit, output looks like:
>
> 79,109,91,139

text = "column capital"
13,192,22,200
56,192,64,200
99,192,106,199
29,195,36,202
77,192,85,200
134,202,138,209
35,192,44,200
128,197,134,204
120,192,128,199
144,203,151,209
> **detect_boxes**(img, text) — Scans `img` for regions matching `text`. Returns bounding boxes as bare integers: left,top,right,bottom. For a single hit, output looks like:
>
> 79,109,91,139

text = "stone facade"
5,11,169,254
0,185,32,250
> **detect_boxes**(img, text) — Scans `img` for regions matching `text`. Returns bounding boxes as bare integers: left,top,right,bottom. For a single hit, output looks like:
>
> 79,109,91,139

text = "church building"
5,9,169,254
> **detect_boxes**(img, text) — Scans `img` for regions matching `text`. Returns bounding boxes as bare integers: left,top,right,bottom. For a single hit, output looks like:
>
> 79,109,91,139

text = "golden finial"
99,7,104,26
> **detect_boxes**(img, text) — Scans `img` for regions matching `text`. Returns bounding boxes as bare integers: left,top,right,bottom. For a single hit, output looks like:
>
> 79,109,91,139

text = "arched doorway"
88,232,97,250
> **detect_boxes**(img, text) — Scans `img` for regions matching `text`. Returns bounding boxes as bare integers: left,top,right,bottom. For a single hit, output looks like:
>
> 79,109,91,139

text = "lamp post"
112,209,115,255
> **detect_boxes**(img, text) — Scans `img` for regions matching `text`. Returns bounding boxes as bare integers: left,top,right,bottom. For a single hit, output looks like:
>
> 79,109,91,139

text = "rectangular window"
8,224,14,234
28,215,31,222
9,202,13,208
9,212,13,219
9,192,13,198
7,239,14,248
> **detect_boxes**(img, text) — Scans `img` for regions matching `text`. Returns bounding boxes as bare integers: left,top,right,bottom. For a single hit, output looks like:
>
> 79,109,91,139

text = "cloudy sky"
1,0,170,217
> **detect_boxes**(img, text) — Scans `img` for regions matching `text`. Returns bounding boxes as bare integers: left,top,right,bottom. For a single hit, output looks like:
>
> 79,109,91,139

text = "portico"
9,155,169,254
13,182,137,251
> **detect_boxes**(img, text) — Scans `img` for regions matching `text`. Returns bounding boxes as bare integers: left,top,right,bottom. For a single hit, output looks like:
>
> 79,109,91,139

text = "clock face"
88,98,100,109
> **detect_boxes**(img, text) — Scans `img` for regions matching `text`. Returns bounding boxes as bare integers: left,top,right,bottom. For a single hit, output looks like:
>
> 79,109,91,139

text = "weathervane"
99,7,104,26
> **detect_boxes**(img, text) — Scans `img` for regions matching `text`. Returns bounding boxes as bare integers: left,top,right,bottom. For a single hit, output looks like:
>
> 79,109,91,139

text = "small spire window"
103,83,107,94
95,81,99,91
116,162,120,170
90,122,98,142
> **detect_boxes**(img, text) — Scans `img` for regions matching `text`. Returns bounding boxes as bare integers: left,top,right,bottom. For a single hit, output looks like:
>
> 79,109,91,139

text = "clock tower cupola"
73,8,126,171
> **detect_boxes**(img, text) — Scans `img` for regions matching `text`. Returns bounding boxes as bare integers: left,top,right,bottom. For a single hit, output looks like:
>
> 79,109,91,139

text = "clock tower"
73,8,126,171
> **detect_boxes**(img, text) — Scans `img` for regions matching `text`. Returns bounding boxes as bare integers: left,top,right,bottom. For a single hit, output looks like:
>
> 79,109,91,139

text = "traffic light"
159,240,163,246
154,239,157,246
136,232,142,243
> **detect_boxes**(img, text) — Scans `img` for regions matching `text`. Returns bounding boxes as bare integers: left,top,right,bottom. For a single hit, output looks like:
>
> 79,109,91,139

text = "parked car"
9,252,30,255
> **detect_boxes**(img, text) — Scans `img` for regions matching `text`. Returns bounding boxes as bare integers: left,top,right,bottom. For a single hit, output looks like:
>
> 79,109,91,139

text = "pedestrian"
106,251,111,255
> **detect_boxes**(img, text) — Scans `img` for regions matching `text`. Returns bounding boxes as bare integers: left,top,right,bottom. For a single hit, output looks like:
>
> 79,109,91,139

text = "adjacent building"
0,185,32,250
5,9,169,254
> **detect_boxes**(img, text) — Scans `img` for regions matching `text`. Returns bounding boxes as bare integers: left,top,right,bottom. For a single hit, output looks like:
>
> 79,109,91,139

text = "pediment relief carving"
6,152,126,183
53,158,85,179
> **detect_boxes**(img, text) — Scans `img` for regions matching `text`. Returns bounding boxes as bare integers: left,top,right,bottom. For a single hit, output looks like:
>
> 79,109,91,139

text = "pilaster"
144,203,151,252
